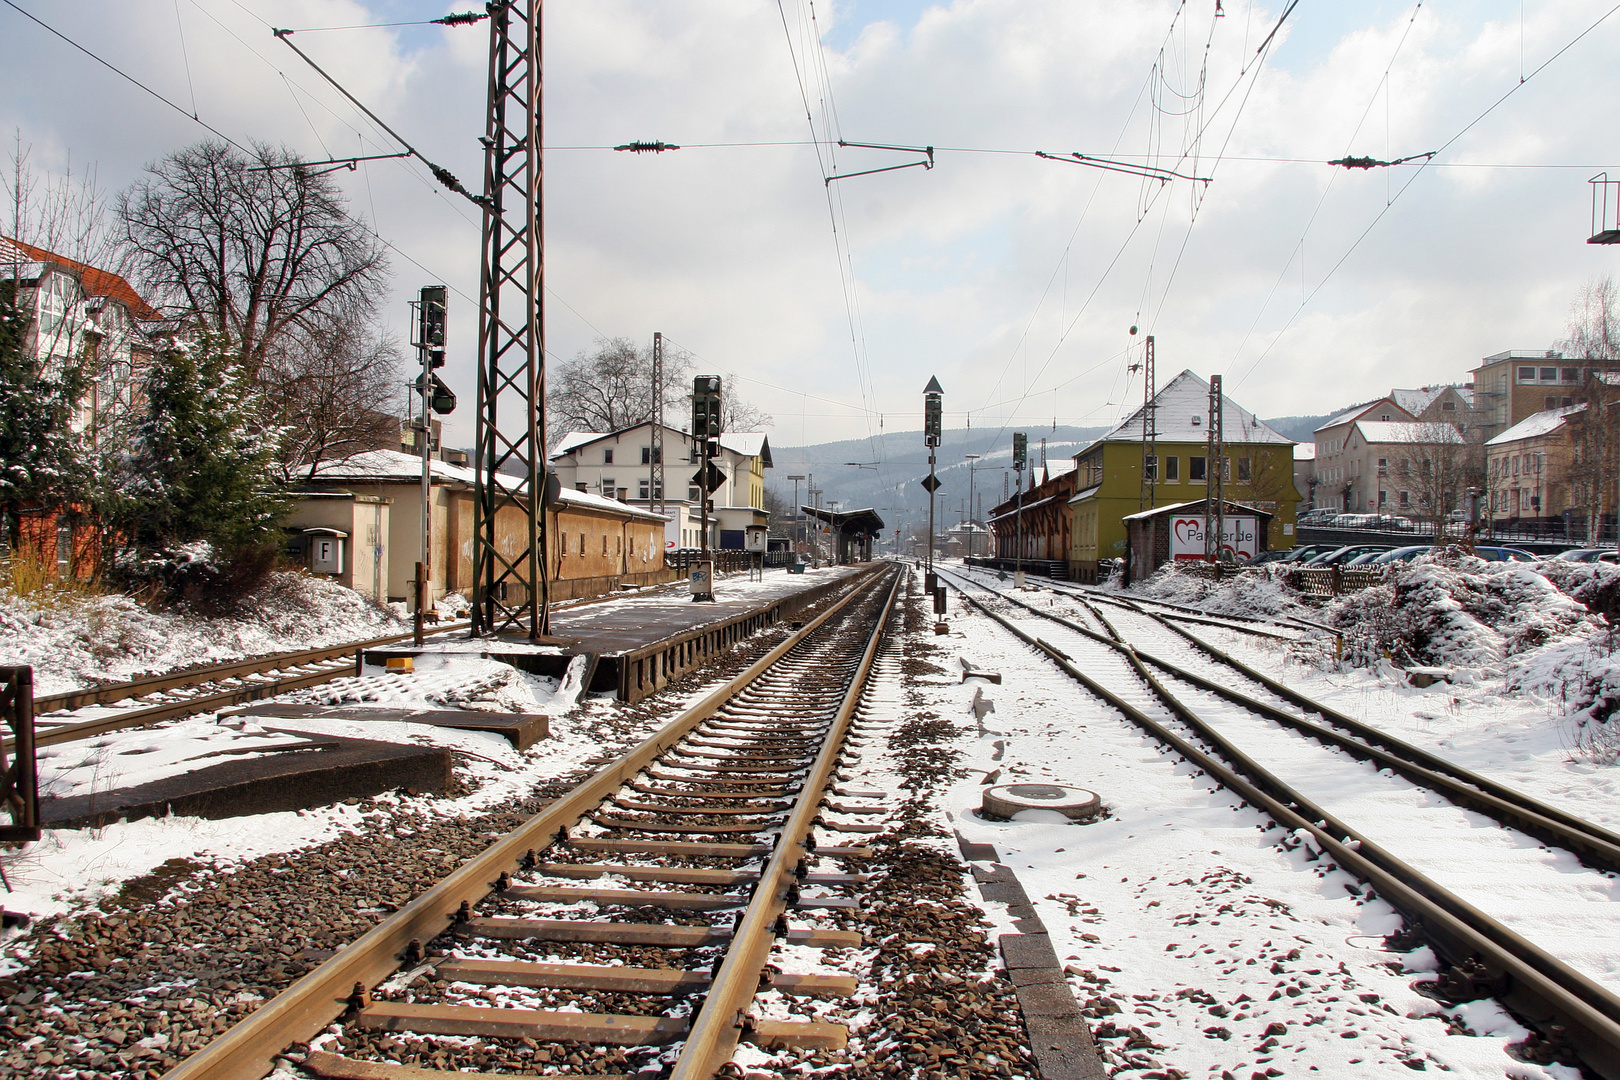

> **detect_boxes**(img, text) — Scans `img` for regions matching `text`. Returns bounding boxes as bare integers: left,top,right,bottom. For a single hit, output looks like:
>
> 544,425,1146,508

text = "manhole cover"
980,784,1102,823
1004,784,1067,800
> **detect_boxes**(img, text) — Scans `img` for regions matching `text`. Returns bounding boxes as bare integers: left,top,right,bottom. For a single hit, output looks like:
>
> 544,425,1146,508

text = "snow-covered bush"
1117,560,1310,619
1326,550,1597,671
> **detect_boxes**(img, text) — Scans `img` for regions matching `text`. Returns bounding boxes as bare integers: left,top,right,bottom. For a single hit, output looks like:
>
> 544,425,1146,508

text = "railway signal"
691,375,724,601
923,377,943,576
411,285,452,644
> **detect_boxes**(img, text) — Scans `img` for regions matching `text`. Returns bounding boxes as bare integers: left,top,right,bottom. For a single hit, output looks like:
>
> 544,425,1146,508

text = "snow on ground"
898,578,1581,1078
0,572,407,696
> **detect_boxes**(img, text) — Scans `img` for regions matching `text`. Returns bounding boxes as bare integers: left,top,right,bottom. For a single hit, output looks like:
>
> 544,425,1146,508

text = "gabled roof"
1121,497,1272,522
1089,369,1291,451
1391,387,1444,415
0,235,157,319
1315,398,1411,432
1352,421,1465,445
550,422,772,468
1486,403,1586,446
308,449,667,521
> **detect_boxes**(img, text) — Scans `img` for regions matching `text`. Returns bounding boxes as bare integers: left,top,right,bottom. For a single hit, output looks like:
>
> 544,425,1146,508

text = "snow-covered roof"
1485,403,1587,446
1391,388,1443,415
1352,421,1465,445
1596,371,1620,386
1121,498,1270,521
1089,370,1291,452
1068,483,1103,504
552,431,609,456
1314,398,1413,432
719,432,772,466
307,449,667,521
1294,443,1316,461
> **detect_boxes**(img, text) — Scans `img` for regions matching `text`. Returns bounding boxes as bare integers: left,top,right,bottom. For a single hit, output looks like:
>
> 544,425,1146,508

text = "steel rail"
161,566,897,1080
672,567,900,1080
1107,595,1620,854
942,573,1620,1077
941,567,1620,866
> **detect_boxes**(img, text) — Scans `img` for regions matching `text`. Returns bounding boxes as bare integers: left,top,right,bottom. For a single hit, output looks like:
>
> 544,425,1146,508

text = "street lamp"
787,474,806,554
964,453,981,559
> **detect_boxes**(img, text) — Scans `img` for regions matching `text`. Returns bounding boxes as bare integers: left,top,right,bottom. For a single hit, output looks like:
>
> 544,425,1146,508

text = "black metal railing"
665,550,761,575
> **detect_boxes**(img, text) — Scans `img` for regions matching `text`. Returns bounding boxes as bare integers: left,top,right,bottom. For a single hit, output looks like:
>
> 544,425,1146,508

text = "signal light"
419,285,447,368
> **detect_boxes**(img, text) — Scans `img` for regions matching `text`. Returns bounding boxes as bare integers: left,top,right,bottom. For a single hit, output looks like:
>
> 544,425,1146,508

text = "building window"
603,448,613,463
1378,490,1387,506
1442,400,1457,412
1380,414,1391,421
1399,491,1410,508
1563,367,1579,383
1164,456,1179,480
1546,396,1558,410
1190,456,1207,481
1518,366,1537,382
602,478,615,496
689,486,701,502
1541,367,1557,382
603,535,609,555
1237,457,1251,481
560,533,567,554
579,533,585,553
1144,455,1157,480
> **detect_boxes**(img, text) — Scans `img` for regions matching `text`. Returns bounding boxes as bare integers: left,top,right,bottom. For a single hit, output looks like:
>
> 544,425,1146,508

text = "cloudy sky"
4,0,1618,480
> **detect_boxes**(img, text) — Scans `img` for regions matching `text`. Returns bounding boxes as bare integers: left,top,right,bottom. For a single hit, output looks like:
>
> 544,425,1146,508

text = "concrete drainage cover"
981,783,1101,823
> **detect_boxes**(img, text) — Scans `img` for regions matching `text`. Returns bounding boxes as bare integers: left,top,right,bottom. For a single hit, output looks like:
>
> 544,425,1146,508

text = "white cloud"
2,0,1616,469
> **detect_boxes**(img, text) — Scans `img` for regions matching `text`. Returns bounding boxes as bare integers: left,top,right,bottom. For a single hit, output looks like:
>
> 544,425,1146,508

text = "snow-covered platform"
490,563,878,701
226,703,549,750
37,727,451,830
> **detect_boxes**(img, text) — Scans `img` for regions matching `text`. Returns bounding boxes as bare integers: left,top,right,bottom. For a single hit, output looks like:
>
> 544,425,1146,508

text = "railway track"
12,622,473,750
936,563,1620,1079
161,564,902,1080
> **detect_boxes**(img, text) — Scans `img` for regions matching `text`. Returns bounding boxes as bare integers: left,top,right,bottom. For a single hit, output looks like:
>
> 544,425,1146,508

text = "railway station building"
294,449,670,606
550,422,773,552
1065,370,1298,583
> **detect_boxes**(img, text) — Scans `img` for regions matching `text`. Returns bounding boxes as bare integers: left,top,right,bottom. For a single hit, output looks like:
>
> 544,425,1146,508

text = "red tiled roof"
0,235,158,319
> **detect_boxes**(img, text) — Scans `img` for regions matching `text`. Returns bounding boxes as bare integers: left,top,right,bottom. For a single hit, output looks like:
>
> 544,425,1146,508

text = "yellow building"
1068,370,1300,582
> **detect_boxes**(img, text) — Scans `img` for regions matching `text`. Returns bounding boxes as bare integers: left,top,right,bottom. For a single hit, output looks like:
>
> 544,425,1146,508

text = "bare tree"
547,336,696,438
117,140,387,377
4,130,126,274
264,309,404,481
1390,422,1479,533
1559,274,1620,361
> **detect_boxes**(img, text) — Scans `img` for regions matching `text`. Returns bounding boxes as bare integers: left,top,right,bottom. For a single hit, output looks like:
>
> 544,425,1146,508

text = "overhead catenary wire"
1230,0,1620,390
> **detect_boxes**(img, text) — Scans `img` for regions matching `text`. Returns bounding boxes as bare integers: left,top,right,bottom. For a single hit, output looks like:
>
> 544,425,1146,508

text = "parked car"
1473,545,1537,562
1556,548,1616,563
1304,544,1394,567
1284,543,1346,563
1368,514,1416,531
1242,549,1297,565
1331,513,1378,528
1297,508,1340,527
1359,545,1438,565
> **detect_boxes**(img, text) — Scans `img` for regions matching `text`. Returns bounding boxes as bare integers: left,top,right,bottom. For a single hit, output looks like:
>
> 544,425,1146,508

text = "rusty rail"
160,566,899,1080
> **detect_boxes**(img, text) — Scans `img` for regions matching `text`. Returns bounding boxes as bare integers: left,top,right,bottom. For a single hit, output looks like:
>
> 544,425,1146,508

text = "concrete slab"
227,704,549,750
37,730,451,830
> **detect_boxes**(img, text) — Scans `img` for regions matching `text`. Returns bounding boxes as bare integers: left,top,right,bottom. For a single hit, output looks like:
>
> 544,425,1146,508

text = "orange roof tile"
0,235,158,320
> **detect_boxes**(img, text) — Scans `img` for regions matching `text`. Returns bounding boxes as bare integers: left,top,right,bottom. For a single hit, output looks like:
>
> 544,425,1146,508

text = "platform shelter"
802,506,885,564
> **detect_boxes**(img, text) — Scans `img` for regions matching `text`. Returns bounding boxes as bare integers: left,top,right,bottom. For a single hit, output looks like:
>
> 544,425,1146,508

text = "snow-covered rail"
160,566,901,1080
938,565,1620,1079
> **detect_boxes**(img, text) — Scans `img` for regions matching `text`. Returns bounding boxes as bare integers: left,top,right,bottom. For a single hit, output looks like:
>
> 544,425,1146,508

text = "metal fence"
0,666,39,844
665,550,760,575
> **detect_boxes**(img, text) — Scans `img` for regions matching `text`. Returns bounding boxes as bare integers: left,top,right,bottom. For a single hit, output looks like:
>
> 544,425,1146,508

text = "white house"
550,421,773,550
1,235,157,438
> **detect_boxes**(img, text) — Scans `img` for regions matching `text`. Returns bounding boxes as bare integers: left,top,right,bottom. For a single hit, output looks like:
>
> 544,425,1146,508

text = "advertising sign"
1169,515,1259,561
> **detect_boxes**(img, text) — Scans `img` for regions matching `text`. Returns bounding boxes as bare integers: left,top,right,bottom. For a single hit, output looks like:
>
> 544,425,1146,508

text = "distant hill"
1260,414,1334,443
769,425,1108,526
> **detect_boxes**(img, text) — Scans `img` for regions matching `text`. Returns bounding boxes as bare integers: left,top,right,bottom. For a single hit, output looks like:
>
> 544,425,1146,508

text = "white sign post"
1169,516,1258,562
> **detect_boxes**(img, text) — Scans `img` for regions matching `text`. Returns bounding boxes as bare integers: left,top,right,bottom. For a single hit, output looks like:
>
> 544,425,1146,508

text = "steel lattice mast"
473,0,548,638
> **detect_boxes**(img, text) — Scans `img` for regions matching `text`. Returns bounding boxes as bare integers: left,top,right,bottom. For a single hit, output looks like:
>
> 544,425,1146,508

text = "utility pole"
473,0,548,639
1139,333,1157,512
650,331,665,545
1206,374,1225,564
1013,432,1027,588
923,377,944,578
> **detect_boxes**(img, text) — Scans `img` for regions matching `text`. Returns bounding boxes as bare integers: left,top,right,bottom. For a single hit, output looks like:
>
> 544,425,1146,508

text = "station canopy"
802,505,885,538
